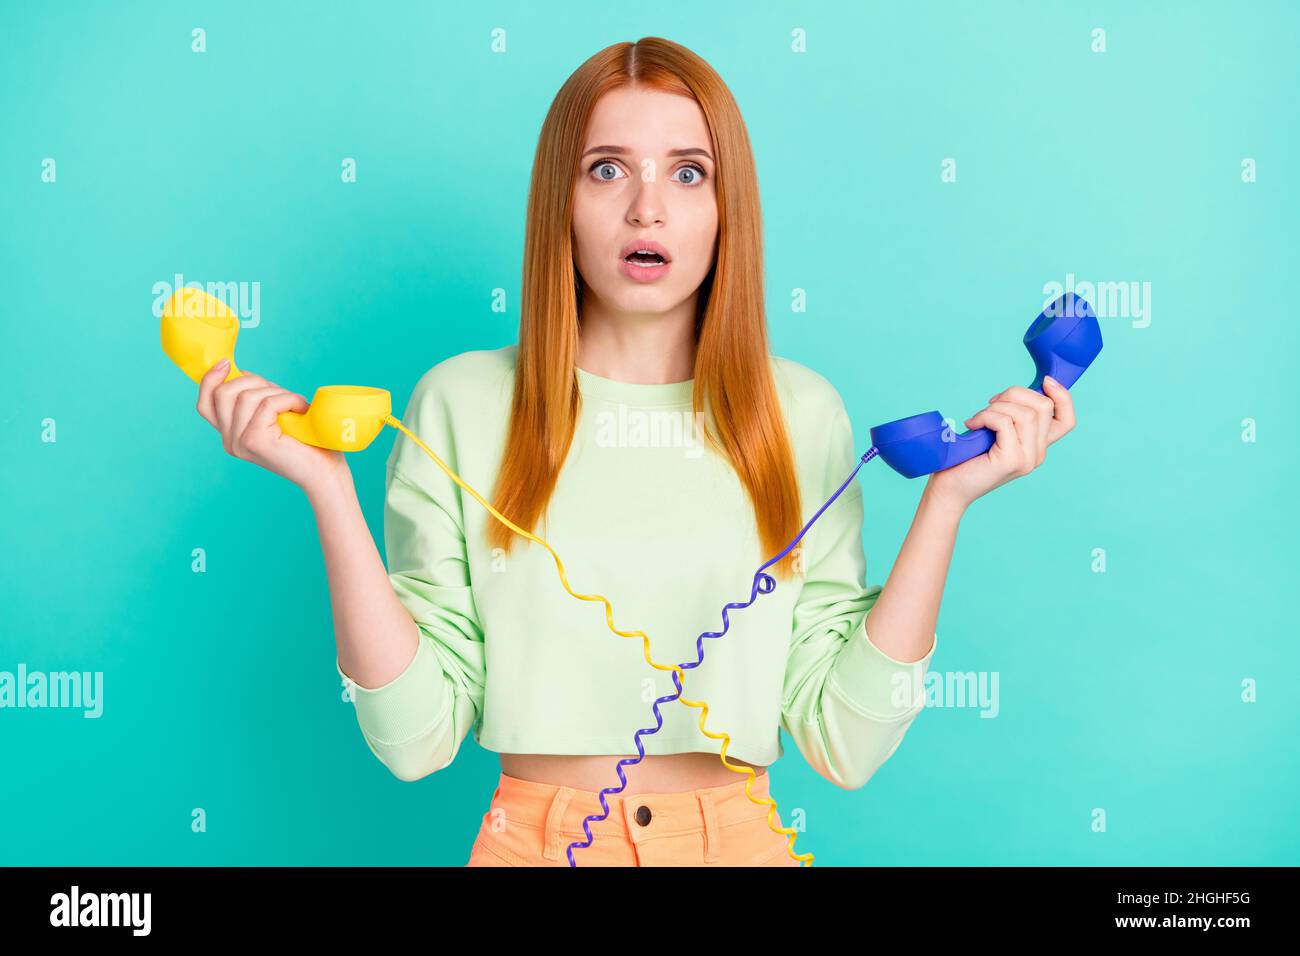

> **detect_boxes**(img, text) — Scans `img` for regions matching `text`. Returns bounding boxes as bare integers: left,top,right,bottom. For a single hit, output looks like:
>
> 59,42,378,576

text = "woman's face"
571,85,719,318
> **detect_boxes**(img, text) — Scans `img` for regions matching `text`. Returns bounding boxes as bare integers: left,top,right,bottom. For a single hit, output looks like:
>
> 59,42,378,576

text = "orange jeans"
466,770,805,867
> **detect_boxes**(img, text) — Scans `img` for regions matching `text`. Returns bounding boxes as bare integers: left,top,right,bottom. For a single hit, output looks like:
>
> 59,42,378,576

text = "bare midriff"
499,752,767,795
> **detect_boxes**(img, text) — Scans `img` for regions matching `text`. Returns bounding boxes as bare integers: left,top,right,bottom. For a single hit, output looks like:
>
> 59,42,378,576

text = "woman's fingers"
196,359,232,427
1041,376,1076,444
968,398,1040,475
212,370,274,451
994,385,1053,467
236,390,311,458
964,408,1024,474
230,385,292,455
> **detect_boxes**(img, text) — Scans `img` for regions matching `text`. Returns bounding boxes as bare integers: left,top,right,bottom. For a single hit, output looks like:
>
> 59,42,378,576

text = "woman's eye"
591,161,625,182
673,164,707,186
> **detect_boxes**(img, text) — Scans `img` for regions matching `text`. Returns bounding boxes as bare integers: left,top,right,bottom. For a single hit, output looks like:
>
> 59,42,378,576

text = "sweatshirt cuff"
336,634,451,746
829,615,936,720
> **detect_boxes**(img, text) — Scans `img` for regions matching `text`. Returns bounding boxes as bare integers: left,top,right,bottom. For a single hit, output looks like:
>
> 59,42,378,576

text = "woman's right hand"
196,358,350,495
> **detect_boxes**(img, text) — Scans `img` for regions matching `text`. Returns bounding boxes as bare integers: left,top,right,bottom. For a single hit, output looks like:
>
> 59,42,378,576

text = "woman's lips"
619,255,672,282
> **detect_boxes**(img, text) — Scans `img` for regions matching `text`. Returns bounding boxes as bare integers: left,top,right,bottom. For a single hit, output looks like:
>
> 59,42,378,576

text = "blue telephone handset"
868,292,1102,479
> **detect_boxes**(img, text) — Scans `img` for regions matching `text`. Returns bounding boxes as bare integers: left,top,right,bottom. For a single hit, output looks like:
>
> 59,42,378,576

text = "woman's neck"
575,292,698,385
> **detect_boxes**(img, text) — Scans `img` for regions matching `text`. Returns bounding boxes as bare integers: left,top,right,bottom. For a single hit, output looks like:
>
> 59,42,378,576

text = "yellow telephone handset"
160,288,391,451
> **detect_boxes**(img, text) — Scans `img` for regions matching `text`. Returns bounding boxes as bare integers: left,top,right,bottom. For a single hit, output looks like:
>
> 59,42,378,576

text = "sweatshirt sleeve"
335,372,487,782
780,398,937,791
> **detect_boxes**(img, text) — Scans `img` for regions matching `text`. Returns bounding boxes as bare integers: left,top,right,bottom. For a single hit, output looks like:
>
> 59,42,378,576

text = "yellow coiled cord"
382,414,813,866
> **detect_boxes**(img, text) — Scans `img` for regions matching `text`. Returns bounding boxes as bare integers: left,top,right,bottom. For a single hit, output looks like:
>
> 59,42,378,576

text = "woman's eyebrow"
581,144,714,161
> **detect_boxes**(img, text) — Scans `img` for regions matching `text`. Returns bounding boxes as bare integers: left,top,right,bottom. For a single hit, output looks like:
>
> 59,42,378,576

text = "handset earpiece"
160,287,391,452
868,292,1102,478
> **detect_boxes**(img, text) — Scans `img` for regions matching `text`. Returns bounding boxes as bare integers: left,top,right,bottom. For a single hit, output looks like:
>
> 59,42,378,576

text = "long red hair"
487,37,803,580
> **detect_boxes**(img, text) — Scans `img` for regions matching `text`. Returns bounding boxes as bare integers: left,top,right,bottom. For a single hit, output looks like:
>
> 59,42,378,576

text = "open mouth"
618,240,672,280
623,250,667,265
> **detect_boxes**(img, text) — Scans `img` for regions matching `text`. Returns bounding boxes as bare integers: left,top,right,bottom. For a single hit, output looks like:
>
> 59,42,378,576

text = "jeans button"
634,805,652,826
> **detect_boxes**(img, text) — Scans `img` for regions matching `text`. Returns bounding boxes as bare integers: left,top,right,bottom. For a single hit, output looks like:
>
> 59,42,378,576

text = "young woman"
195,37,1076,867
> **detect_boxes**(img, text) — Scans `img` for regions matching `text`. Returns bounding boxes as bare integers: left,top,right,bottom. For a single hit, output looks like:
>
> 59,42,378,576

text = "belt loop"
542,786,574,862
697,790,721,863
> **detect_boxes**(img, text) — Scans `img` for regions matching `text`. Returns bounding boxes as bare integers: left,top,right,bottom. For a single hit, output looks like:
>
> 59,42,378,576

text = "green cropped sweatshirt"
336,345,937,789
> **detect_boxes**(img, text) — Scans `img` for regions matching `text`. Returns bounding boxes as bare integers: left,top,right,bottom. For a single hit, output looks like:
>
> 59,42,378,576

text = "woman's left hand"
924,375,1077,512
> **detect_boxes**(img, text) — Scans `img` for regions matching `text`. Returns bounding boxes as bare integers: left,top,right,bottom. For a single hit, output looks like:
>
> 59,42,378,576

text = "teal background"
2,0,1297,866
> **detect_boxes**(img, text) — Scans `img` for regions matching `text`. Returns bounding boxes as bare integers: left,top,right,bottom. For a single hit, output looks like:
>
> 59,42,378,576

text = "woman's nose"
627,174,666,226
